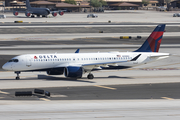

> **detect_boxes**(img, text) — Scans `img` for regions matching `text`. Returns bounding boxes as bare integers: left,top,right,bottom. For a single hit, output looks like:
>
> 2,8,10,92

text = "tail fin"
26,0,31,9
135,24,166,52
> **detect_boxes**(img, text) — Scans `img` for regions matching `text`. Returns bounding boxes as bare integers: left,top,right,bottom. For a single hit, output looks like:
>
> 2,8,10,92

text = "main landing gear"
42,15,47,18
87,73,94,79
15,71,21,80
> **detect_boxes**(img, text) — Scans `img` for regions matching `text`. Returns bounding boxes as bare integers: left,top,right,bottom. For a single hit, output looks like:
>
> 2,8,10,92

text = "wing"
82,54,141,71
54,54,141,72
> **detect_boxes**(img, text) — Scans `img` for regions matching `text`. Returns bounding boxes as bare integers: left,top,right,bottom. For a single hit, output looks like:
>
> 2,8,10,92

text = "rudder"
26,0,31,9
135,24,166,52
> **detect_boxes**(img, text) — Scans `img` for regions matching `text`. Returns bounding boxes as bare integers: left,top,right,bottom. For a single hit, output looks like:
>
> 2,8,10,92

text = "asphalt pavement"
0,83,180,100
0,26,180,34
0,36,179,46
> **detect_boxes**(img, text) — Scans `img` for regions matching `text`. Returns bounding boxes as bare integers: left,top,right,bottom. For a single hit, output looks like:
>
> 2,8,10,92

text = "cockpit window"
14,59,19,62
8,59,19,63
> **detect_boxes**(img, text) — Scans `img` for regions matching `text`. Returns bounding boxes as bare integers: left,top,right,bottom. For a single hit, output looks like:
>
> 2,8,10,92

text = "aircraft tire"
16,77,20,80
87,74,94,79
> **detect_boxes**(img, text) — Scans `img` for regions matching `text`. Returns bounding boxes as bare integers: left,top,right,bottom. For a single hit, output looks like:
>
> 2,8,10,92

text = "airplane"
13,0,65,17
2,24,170,80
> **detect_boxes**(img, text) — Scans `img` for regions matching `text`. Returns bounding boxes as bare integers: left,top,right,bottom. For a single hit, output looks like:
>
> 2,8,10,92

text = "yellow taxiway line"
0,90,9,94
39,98,51,101
161,97,174,100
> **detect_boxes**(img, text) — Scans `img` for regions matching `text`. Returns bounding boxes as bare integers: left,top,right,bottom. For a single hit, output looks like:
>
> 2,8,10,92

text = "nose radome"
2,63,10,70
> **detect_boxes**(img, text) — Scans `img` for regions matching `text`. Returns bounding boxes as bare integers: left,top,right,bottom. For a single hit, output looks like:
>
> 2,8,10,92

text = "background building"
1,0,180,11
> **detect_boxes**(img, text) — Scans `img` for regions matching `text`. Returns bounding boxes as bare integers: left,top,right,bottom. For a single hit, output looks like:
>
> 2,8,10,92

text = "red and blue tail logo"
135,24,166,52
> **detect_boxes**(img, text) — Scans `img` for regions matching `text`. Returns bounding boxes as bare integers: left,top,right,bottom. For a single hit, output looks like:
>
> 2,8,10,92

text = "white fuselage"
2,51,170,72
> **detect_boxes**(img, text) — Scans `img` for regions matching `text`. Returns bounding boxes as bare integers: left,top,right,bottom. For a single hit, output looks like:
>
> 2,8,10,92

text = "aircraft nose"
2,63,11,70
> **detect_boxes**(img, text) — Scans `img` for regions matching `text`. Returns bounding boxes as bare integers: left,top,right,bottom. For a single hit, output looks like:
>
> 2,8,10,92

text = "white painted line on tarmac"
161,97,174,100
94,85,117,90
0,90,9,94
0,24,180,28
0,44,180,49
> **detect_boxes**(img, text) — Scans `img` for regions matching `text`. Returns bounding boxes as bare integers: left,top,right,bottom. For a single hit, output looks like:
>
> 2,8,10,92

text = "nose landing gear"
15,71,21,80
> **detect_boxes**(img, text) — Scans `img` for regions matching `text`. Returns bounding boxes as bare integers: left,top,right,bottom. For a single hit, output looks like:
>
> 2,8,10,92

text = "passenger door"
26,56,32,67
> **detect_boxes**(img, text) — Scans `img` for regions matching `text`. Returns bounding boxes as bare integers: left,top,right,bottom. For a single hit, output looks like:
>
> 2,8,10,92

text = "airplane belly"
32,10,48,15
117,62,133,67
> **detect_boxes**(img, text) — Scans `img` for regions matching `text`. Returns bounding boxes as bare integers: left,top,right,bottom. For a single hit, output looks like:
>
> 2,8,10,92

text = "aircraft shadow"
0,75,132,82
38,75,95,83
0,77,39,81
95,75,133,79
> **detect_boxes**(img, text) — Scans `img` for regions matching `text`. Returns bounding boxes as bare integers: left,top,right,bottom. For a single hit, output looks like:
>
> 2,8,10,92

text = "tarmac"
0,10,180,119
0,10,180,23
1,100,180,120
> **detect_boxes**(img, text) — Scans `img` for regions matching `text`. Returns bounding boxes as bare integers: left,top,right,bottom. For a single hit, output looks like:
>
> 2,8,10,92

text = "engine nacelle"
59,11,64,16
47,68,64,75
25,11,31,17
64,66,83,78
13,11,18,16
52,12,57,17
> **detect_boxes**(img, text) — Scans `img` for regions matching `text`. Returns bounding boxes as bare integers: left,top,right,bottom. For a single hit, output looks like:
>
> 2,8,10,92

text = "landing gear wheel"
42,15,45,17
87,73,94,79
15,71,21,80
37,15,40,17
31,15,35,18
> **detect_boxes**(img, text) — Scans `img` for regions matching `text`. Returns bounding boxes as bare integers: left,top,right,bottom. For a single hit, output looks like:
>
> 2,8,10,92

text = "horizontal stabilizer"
134,24,166,52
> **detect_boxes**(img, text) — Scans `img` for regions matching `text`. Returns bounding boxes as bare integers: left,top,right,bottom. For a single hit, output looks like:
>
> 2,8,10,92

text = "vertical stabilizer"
135,24,166,52
26,0,31,9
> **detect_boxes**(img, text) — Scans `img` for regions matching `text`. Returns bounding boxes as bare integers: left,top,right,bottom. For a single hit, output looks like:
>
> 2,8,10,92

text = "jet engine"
25,12,31,17
64,66,83,78
13,11,18,16
52,12,57,17
59,11,64,16
47,68,64,75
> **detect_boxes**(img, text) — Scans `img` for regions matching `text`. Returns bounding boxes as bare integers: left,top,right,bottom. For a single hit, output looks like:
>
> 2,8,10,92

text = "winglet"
130,54,141,61
75,49,80,53
134,24,166,52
